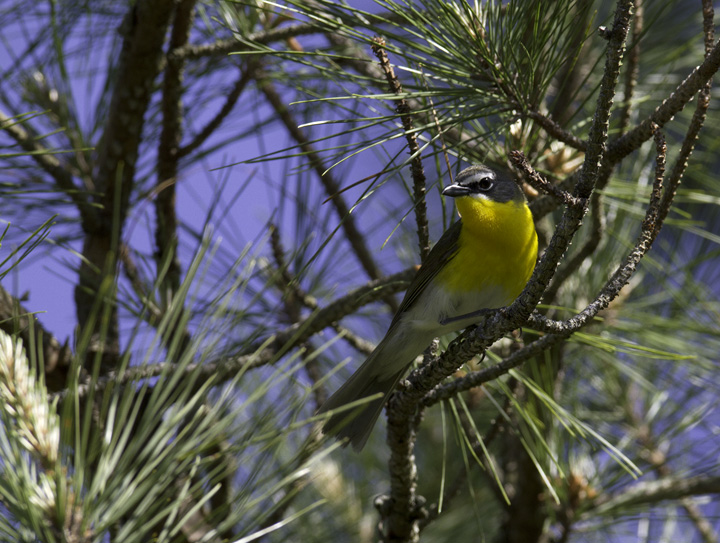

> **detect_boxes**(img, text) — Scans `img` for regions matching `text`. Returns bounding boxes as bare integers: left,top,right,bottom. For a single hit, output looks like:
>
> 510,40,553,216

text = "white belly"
398,281,513,336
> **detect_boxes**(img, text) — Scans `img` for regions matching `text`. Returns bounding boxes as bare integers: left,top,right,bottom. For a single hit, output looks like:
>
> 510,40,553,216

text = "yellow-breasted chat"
319,164,539,450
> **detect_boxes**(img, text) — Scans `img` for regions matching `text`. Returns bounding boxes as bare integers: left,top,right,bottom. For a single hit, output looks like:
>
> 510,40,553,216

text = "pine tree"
0,0,719,541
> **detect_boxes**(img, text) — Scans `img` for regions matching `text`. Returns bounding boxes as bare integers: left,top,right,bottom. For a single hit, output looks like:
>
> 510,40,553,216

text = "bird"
318,164,539,451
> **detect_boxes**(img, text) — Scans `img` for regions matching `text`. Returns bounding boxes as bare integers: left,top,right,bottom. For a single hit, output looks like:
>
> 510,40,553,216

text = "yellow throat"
441,195,538,302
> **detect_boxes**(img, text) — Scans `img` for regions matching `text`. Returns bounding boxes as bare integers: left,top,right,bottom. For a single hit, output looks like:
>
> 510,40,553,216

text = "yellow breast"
437,196,538,305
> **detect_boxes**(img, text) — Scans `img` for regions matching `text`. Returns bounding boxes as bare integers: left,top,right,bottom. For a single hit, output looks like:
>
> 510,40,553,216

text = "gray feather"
318,326,431,451
318,222,465,451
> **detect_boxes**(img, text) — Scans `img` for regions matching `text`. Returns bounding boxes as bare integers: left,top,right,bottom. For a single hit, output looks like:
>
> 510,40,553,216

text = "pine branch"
526,110,588,153
606,37,720,165
176,64,255,159
575,0,634,200
542,191,604,306
325,32,480,154
174,22,328,61
617,0,643,135
655,0,714,230
0,283,72,392
0,109,94,226
419,390,513,529
371,37,430,262
77,0,176,374
257,70,399,313
592,475,720,514
628,398,719,543
423,125,667,406
528,4,719,232
54,268,415,401
156,0,196,311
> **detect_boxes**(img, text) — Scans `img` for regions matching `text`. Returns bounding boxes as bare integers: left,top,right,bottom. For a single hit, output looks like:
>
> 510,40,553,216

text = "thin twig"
618,0,643,135
53,267,415,401
421,69,454,183
655,0,714,230
426,126,667,404
0,110,94,227
177,64,255,159
258,71,399,314
371,36,430,261
528,174,579,220
606,38,720,165
509,151,582,207
526,110,588,152
591,474,720,513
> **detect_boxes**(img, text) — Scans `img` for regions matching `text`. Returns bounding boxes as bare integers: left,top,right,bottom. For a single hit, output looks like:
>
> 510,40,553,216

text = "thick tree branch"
156,0,196,311
75,0,177,375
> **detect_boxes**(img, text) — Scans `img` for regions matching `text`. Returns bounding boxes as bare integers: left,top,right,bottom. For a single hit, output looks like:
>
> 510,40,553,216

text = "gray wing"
389,220,463,328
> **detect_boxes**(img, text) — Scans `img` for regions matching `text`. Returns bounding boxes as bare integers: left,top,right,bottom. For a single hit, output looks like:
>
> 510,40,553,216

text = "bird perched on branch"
318,164,538,450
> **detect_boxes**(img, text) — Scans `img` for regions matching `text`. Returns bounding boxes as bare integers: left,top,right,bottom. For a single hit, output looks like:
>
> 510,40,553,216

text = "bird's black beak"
442,184,471,198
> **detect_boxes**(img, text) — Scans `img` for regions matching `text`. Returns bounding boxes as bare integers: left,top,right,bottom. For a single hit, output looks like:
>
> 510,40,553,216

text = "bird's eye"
476,177,494,191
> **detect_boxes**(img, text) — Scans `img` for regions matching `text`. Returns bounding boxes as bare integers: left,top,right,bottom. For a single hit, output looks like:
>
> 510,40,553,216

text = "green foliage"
0,0,719,541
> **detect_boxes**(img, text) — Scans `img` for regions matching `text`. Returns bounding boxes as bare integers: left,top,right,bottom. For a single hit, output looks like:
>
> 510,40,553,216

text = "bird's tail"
318,328,428,451
318,357,404,451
